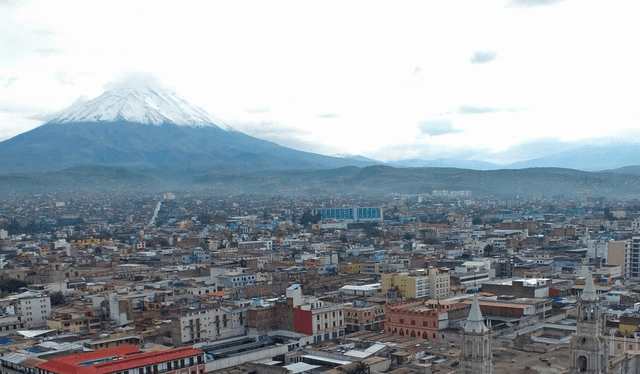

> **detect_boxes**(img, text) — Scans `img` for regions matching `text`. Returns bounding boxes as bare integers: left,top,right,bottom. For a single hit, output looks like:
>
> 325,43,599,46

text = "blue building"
313,206,383,222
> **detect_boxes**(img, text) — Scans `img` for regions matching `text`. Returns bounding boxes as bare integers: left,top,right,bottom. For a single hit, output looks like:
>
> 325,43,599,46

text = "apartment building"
0,291,51,329
381,268,450,299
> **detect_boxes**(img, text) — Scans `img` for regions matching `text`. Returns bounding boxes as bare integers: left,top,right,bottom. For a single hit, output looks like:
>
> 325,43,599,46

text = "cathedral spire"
582,271,597,302
464,294,489,333
460,293,492,374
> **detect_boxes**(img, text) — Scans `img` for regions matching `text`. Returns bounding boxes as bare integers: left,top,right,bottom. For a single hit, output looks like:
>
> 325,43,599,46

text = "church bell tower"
460,294,492,374
570,271,607,373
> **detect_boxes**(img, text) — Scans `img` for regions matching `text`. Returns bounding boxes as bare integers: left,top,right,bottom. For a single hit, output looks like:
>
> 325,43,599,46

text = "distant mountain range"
502,144,640,171
1,85,640,197
386,143,640,172
1,164,639,198
389,158,501,170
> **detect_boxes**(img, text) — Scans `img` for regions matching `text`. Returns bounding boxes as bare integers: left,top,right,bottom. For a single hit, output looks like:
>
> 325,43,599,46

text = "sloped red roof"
36,345,140,374
36,345,203,374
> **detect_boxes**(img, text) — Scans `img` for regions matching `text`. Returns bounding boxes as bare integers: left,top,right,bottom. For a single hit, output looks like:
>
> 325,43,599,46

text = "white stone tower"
459,294,492,374
569,271,607,373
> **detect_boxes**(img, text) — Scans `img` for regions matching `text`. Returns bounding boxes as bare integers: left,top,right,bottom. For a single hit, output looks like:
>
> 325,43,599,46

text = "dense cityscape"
0,189,639,373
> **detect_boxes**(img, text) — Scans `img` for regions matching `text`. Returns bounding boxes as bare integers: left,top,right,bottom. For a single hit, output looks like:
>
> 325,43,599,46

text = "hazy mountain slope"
2,164,639,197
505,144,640,171
390,158,501,170
195,166,640,197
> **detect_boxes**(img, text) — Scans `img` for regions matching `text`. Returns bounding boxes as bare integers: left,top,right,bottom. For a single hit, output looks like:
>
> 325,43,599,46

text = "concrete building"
285,284,345,343
46,308,101,333
381,268,450,299
385,299,468,340
343,299,386,333
312,206,383,222
607,240,629,277
170,305,247,346
631,237,640,278
0,291,51,329
213,268,256,290
481,278,550,298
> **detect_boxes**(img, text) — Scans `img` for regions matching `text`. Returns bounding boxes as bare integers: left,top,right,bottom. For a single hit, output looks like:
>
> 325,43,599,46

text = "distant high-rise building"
630,237,640,278
313,206,383,222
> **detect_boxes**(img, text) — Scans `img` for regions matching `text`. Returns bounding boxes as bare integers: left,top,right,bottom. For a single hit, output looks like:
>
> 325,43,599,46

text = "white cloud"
470,51,497,64
417,120,462,136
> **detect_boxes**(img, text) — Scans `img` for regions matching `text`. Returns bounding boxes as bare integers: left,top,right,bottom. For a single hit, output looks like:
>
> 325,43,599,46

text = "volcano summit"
49,87,235,130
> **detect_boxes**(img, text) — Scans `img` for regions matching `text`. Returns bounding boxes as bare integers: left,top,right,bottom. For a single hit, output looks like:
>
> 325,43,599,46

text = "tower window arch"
578,355,588,372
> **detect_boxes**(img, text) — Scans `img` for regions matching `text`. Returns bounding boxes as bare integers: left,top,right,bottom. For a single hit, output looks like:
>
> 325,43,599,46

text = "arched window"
578,355,588,372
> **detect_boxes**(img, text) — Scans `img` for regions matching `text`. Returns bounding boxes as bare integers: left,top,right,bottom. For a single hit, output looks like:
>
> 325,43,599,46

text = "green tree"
50,291,65,306
299,210,322,225
483,244,495,257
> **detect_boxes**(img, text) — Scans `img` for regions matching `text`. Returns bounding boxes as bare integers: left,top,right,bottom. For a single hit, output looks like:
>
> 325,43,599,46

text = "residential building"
170,305,247,346
381,268,450,299
385,299,468,340
343,299,386,333
312,206,383,222
607,240,628,277
481,278,550,298
46,307,101,333
631,236,640,278
285,284,345,343
0,291,51,329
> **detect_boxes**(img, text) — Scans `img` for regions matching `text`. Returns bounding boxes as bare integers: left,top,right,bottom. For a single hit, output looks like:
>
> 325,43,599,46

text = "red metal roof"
36,345,140,374
36,345,203,374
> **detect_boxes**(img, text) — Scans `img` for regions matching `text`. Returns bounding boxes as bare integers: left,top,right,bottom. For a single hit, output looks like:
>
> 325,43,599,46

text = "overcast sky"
1,0,639,164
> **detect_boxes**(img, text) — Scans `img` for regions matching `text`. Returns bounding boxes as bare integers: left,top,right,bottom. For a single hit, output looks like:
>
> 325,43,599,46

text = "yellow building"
340,263,362,274
47,308,101,333
619,316,640,337
381,269,450,299
381,273,421,298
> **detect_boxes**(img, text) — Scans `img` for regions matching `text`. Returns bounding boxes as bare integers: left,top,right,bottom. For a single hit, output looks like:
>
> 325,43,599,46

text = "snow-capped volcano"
49,86,233,130
0,85,378,173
